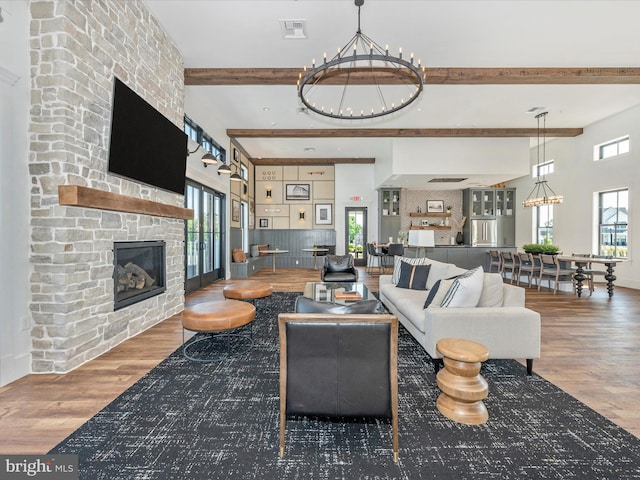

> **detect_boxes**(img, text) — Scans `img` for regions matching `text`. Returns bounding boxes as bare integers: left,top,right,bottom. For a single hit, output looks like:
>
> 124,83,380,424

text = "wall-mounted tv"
107,77,188,195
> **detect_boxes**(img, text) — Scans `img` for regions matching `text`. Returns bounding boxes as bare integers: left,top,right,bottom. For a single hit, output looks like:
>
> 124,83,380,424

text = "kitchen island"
403,246,517,271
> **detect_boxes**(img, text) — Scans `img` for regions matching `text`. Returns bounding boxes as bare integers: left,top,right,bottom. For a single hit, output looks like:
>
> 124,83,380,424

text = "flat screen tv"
107,77,188,195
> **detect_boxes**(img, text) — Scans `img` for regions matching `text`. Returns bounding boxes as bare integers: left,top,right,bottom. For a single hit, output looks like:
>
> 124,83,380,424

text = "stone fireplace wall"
29,0,185,373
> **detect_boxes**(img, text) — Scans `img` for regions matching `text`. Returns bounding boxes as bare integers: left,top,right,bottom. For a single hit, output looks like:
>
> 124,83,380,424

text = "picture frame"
315,203,332,225
232,199,240,222
421,219,430,227
427,200,445,213
285,183,310,201
259,218,268,228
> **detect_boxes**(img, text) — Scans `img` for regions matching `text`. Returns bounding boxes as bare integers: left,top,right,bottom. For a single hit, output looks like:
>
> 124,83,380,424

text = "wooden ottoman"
223,281,273,304
182,300,256,363
435,338,490,425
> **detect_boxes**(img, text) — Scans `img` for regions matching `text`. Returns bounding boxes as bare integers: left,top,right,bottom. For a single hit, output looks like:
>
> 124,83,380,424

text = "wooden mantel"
58,185,194,220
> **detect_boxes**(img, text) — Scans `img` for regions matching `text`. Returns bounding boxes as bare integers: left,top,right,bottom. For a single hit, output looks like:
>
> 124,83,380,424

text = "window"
599,189,628,258
536,204,554,245
184,116,226,162
533,160,554,178
594,135,629,161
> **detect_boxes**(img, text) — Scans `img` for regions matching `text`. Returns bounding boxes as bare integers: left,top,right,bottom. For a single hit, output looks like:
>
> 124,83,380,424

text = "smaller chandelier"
523,112,564,208
297,0,424,120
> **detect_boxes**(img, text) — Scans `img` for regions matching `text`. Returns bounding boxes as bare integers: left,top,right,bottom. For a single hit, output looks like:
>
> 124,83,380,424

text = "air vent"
428,178,468,183
280,19,306,39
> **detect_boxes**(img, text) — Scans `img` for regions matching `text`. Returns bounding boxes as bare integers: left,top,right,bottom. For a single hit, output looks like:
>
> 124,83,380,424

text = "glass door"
345,207,367,266
185,181,225,294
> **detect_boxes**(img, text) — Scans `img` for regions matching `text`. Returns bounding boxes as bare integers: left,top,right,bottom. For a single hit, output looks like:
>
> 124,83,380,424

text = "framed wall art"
232,199,240,222
427,200,444,213
259,218,268,228
315,203,332,225
285,183,310,201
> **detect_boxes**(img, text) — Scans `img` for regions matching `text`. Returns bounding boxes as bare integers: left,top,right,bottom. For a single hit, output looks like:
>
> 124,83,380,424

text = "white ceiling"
143,0,640,188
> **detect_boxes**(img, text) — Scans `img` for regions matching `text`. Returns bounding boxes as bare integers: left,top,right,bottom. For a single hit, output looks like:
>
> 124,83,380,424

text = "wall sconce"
188,144,219,168
299,209,305,222
266,188,272,200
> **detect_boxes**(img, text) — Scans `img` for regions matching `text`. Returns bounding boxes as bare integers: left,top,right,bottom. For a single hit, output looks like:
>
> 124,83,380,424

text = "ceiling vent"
428,178,468,183
280,20,306,39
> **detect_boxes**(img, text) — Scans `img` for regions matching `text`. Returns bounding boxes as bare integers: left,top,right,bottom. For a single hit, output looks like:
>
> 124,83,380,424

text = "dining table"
557,255,626,298
261,249,289,274
302,247,329,269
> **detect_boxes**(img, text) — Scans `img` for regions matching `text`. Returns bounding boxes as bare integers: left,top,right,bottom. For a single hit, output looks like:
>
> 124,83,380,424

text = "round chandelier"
297,0,425,120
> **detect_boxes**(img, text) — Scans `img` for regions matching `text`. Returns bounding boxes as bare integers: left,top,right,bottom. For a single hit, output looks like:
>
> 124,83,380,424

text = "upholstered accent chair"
321,254,358,282
278,313,399,462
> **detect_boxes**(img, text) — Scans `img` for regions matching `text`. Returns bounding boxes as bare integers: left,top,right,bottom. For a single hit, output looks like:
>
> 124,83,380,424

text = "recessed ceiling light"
263,106,270,111
304,147,316,152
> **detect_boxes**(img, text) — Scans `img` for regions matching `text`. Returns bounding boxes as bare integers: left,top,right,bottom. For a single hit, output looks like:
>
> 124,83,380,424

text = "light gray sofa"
379,257,541,375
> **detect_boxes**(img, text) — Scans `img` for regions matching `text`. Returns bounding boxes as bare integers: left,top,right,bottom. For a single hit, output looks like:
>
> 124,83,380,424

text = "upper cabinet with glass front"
381,189,401,216
495,188,515,216
465,189,495,218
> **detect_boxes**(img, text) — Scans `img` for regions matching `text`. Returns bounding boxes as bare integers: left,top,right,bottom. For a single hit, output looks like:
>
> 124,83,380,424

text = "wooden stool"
182,300,256,363
223,281,273,303
436,338,489,425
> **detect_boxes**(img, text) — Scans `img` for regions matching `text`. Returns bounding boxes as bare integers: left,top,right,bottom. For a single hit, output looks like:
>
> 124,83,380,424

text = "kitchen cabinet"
464,189,496,218
379,189,401,242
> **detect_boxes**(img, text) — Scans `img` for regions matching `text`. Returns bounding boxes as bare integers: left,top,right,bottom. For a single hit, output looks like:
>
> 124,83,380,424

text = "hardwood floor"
1,267,639,454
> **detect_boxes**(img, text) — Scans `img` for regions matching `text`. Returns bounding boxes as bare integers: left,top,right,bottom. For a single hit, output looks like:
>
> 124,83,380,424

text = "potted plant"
523,243,560,255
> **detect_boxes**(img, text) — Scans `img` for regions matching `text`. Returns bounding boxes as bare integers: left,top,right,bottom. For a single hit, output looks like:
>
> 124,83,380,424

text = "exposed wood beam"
185,67,640,86
251,157,375,165
228,128,583,138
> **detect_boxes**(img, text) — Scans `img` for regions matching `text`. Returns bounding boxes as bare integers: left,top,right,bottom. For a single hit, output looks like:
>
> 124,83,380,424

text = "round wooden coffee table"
182,300,256,363
436,338,490,425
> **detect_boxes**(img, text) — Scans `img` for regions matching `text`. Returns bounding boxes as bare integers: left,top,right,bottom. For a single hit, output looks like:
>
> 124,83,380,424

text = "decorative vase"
445,217,450,227
455,231,464,245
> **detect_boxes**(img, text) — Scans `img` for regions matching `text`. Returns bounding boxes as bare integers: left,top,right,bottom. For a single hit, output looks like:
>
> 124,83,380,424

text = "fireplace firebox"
113,241,166,310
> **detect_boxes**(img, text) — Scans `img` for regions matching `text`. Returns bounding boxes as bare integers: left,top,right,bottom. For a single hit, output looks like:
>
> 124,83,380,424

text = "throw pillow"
423,277,456,308
391,256,431,284
397,261,431,290
440,266,484,308
232,248,247,263
477,273,504,307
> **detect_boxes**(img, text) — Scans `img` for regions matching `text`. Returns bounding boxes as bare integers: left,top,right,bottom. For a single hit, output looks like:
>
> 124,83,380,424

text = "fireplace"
113,241,166,310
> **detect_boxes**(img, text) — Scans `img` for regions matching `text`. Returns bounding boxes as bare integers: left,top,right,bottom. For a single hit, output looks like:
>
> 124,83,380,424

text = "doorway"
185,180,225,293
345,207,367,266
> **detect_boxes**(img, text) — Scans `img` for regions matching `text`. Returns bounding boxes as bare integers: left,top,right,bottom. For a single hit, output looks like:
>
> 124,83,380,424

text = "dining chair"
383,243,405,273
571,253,594,295
517,252,539,288
538,254,575,294
488,250,502,273
500,251,518,284
583,254,614,294
366,243,385,275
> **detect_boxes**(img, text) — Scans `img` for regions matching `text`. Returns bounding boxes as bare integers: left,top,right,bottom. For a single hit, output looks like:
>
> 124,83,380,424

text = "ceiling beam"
185,67,640,86
251,157,375,165
228,128,583,138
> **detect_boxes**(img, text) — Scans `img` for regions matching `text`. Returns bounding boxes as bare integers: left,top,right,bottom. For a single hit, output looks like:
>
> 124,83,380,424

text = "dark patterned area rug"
51,292,640,479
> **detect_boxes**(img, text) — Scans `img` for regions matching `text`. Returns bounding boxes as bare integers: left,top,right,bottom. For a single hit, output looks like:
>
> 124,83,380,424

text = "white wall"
509,104,640,289
0,0,32,385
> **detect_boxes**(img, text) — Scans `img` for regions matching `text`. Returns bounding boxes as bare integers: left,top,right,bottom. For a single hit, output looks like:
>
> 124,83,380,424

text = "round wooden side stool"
223,281,273,304
182,300,256,363
435,338,490,425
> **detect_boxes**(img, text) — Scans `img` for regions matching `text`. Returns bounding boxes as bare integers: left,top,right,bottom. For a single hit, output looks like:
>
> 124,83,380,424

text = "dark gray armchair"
320,254,358,282
278,313,399,462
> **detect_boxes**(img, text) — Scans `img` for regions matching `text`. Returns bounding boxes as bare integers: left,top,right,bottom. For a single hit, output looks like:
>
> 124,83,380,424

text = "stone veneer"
29,0,186,373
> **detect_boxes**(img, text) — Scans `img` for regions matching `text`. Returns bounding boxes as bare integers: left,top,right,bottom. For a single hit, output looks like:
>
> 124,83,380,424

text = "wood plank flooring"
1,267,639,454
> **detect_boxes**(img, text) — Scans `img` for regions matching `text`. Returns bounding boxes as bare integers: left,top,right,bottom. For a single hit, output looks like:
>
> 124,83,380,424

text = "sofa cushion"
477,273,505,307
392,256,458,289
423,278,457,308
397,262,431,290
294,296,384,314
441,266,484,308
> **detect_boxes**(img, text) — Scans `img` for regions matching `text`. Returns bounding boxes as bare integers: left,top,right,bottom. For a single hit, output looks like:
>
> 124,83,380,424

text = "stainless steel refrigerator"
471,219,497,247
